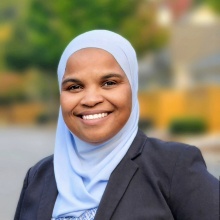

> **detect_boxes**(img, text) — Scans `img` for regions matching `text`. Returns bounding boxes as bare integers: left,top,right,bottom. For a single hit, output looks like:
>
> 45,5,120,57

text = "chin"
79,132,113,145
82,136,109,145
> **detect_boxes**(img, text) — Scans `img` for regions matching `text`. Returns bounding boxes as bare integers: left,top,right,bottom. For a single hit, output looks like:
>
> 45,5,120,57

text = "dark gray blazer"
14,130,219,220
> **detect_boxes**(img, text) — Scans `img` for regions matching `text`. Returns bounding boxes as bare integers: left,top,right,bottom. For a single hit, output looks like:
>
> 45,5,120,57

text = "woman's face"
60,48,132,144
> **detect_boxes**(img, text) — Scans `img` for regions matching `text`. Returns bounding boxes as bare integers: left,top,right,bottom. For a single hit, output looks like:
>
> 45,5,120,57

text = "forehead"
65,48,125,73
67,48,118,66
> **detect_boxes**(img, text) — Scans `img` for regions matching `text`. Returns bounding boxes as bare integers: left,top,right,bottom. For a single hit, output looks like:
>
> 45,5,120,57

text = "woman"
15,30,218,220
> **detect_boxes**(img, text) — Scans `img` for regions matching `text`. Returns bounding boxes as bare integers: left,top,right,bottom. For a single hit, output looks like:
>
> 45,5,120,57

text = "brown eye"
103,81,117,87
68,84,83,91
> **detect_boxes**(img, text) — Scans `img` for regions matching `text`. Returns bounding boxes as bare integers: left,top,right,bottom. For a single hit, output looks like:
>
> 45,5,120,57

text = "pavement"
0,126,55,219
0,126,219,219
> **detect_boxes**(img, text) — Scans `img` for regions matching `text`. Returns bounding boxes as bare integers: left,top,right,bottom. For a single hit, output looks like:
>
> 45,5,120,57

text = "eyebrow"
62,73,124,86
101,73,124,80
62,78,82,86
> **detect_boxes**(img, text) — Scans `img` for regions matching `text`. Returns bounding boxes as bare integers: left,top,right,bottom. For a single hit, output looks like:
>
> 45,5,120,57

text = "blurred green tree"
195,0,220,13
207,0,220,13
4,0,169,73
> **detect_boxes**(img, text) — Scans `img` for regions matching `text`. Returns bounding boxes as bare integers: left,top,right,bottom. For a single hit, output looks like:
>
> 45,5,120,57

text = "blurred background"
0,0,220,219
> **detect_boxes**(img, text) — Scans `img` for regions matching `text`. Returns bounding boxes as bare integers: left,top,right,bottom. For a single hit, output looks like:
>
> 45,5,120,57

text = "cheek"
116,86,132,116
60,93,76,113
60,94,68,111
124,86,132,110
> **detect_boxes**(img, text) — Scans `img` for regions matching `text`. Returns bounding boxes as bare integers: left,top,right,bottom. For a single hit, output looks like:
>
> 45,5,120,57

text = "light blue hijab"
53,30,139,218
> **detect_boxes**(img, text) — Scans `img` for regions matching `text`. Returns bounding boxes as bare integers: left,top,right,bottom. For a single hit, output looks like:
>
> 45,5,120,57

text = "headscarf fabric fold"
53,30,139,218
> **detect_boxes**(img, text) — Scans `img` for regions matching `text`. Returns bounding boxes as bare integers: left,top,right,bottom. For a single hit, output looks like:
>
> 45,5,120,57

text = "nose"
80,89,104,107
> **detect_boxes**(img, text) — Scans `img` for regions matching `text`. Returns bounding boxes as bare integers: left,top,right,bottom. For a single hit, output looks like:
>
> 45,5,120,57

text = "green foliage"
138,118,154,131
3,0,169,73
195,0,220,14
169,117,207,135
36,111,54,124
208,0,220,14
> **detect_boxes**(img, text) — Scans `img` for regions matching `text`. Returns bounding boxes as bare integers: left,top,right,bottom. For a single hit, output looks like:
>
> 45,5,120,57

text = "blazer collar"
94,129,147,220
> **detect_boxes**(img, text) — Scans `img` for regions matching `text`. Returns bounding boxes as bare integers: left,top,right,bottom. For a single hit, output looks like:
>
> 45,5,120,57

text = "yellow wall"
206,87,220,131
139,85,220,133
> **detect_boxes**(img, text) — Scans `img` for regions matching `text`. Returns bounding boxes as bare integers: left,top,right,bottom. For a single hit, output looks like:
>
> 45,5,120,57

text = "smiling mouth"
80,113,108,120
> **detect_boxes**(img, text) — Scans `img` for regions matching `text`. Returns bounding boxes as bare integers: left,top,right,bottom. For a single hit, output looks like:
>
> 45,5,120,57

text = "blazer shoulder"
144,135,202,160
136,130,198,155
28,155,54,182
147,136,206,168
135,133,206,188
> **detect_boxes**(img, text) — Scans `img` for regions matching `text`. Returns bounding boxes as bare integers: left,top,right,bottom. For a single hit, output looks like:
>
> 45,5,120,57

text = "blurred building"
171,5,220,89
139,4,220,133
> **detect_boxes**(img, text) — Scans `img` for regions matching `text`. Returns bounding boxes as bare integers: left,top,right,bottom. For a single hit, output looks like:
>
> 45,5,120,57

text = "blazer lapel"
95,130,147,220
95,159,138,220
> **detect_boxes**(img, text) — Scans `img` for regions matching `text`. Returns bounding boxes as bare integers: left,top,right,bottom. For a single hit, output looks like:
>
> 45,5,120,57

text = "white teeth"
82,113,108,120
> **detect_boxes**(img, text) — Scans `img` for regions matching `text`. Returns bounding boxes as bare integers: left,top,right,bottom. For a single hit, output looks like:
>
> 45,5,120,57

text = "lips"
82,113,108,120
